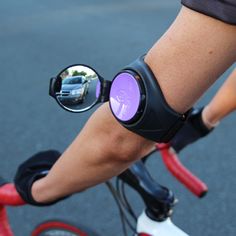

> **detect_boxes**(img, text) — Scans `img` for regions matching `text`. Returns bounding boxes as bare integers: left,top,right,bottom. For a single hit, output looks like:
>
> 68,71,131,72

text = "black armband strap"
109,55,191,143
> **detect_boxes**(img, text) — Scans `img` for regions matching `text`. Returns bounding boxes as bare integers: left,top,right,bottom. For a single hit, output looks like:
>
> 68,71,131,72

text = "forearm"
32,103,154,203
202,68,236,126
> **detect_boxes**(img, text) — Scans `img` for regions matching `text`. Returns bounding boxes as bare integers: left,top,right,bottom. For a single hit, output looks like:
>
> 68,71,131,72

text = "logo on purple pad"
110,72,141,121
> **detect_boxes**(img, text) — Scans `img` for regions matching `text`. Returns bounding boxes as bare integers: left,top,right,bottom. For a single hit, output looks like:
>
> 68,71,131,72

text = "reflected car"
58,76,89,105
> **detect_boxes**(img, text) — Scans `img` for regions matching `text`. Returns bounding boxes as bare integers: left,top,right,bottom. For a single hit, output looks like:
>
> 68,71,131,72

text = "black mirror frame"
49,64,105,113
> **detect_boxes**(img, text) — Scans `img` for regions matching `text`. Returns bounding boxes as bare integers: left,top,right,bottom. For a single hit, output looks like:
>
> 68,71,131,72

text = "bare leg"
32,7,236,203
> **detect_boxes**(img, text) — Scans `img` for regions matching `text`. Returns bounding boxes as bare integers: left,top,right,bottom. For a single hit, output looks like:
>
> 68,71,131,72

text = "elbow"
101,128,154,163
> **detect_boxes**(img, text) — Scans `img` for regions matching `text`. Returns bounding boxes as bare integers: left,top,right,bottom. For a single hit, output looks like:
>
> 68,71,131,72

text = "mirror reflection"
56,65,100,111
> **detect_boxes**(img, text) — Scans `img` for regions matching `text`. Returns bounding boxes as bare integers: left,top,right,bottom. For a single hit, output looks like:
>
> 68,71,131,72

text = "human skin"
31,6,236,203
202,68,236,128
145,8,236,113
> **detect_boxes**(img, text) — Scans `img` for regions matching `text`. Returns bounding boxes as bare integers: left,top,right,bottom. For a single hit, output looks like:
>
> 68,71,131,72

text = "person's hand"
14,150,63,206
170,107,213,153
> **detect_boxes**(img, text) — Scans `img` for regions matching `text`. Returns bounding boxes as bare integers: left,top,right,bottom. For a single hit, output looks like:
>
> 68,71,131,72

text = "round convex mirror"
55,65,101,112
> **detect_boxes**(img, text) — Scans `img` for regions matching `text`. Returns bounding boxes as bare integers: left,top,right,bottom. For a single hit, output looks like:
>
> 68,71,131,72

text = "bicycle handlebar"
156,143,208,198
0,180,25,206
0,145,207,236
0,178,25,236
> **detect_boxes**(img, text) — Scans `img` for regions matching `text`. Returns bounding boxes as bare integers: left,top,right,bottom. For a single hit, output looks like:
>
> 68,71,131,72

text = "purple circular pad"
110,72,141,121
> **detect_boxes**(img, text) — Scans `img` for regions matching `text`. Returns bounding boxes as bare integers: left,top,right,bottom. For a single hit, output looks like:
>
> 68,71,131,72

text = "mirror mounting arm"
100,80,112,103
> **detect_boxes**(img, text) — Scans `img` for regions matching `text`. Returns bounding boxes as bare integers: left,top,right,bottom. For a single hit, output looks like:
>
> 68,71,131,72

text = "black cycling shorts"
181,0,236,25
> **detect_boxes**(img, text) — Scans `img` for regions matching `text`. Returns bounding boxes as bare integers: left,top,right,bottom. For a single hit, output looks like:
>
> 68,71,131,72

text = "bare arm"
202,68,236,127
145,6,236,113
31,6,236,203
32,104,154,202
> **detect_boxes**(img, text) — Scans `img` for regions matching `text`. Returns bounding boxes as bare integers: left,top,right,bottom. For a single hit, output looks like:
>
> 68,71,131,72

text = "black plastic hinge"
100,80,112,103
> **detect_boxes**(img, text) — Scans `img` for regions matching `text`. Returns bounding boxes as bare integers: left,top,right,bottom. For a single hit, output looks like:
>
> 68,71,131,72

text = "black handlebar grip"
0,176,8,187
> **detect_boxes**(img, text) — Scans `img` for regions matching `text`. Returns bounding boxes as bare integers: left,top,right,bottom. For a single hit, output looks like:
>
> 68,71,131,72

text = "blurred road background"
0,0,235,235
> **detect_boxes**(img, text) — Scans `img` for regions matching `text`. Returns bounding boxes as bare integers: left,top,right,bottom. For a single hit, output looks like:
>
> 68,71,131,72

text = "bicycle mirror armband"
109,55,191,143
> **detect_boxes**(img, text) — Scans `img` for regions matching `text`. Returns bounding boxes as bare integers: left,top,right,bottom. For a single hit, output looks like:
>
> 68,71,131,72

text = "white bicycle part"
136,211,189,236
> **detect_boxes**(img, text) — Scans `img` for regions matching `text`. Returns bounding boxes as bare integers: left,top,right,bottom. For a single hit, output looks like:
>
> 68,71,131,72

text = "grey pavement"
0,0,235,235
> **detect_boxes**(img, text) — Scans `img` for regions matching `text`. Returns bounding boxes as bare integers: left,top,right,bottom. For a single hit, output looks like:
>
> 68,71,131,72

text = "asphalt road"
0,1,235,235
